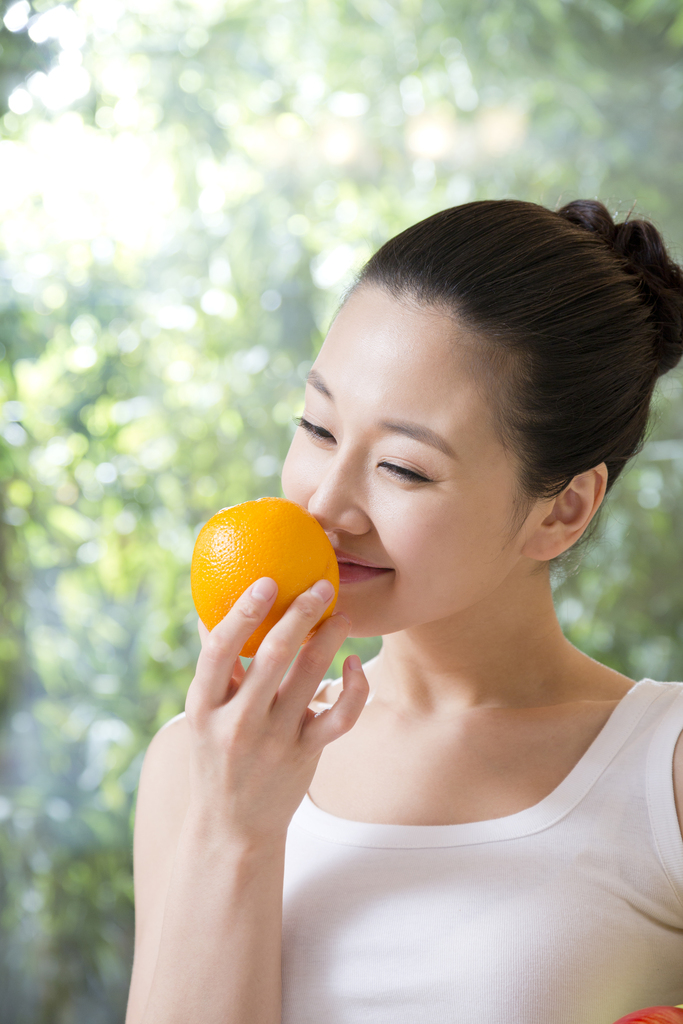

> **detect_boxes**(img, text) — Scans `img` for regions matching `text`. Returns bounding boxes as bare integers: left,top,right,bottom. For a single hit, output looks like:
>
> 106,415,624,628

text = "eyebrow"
305,368,456,460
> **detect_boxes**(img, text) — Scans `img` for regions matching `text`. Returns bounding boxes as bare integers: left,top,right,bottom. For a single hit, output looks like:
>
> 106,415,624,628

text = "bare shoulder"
134,710,192,897
126,713,191,1024
137,712,192,828
144,710,191,776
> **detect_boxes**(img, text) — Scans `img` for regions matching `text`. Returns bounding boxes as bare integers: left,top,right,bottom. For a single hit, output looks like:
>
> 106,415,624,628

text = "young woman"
125,199,683,1024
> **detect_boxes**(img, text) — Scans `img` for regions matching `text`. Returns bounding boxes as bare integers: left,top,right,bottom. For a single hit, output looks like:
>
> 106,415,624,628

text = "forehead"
314,285,484,428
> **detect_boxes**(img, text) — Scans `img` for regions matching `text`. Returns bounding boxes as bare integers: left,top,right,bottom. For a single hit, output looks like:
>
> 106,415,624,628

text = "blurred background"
0,0,682,1019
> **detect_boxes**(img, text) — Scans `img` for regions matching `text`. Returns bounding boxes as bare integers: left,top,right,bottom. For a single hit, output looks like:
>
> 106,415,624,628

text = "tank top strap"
646,681,683,912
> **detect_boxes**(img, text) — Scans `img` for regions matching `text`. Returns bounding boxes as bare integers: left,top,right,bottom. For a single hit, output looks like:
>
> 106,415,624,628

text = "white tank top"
282,678,683,1024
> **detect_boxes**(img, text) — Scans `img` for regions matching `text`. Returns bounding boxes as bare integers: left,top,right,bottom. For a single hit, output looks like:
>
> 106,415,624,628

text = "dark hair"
353,199,683,567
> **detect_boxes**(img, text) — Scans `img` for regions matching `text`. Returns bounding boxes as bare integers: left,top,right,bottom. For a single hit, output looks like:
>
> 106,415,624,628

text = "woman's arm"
124,715,191,1024
124,576,367,1024
125,713,287,1024
126,716,285,1024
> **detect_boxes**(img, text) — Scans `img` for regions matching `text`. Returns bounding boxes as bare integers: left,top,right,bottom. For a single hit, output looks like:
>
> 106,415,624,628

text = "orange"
190,497,339,658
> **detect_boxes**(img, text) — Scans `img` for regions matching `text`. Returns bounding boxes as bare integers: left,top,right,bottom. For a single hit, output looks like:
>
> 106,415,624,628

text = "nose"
305,452,371,538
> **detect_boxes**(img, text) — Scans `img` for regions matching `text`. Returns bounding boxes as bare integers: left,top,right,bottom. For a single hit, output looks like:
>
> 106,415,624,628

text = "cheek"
389,510,463,585
390,485,518,591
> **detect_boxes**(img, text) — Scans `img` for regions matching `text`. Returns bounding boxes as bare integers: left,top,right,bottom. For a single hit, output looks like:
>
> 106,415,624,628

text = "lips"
334,550,393,584
338,563,392,583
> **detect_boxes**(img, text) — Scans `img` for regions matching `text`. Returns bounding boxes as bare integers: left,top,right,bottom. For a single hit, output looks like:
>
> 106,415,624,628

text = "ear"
521,463,609,562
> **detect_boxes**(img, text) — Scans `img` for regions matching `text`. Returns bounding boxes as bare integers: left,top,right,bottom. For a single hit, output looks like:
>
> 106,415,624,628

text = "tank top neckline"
294,678,668,849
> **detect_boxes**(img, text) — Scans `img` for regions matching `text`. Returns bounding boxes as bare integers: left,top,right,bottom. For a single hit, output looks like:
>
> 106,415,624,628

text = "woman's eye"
295,416,334,442
379,463,429,482
295,416,430,483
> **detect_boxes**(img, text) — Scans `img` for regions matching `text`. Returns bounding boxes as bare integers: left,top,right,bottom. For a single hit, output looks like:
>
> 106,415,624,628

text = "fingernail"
251,577,277,601
347,655,361,671
311,579,335,602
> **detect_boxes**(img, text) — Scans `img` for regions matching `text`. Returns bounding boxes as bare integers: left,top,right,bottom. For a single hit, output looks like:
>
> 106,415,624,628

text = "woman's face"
281,285,538,638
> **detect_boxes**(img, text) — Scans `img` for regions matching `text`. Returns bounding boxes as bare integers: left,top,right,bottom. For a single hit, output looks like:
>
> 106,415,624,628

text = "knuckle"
297,645,331,676
204,631,231,662
238,597,264,622
296,593,325,618
332,706,354,732
321,614,348,637
258,636,291,666
226,709,251,741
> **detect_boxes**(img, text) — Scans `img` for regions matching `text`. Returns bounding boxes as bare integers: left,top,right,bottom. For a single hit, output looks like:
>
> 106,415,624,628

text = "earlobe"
521,463,608,562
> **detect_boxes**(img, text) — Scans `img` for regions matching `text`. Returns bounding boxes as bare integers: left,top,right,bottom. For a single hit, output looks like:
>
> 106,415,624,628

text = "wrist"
181,803,288,859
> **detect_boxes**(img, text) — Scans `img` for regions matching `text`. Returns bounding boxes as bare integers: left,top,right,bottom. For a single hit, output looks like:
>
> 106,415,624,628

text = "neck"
369,561,622,719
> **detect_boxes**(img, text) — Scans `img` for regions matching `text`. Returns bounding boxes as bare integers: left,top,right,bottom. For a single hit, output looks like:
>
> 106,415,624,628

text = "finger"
197,616,247,697
233,579,337,713
189,578,278,710
273,612,351,728
302,655,370,753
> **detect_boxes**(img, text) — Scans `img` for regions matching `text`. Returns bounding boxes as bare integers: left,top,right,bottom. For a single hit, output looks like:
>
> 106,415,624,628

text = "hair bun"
557,199,683,378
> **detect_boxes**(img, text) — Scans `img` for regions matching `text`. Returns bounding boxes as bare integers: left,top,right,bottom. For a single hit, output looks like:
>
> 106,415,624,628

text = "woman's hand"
184,576,369,846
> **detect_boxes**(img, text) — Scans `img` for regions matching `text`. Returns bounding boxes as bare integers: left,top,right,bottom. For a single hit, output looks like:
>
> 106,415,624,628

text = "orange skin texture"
612,1009,683,1023
190,497,339,658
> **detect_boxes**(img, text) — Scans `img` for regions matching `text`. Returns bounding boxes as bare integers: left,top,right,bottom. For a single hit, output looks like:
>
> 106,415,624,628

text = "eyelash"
295,416,431,483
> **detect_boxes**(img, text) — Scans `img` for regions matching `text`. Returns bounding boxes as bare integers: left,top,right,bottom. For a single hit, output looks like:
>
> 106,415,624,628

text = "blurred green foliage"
0,0,682,1019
